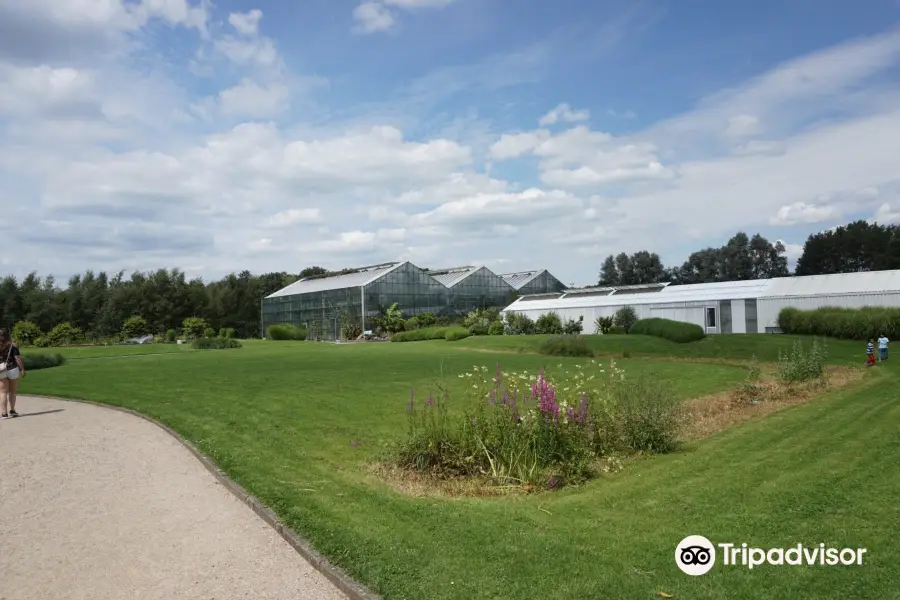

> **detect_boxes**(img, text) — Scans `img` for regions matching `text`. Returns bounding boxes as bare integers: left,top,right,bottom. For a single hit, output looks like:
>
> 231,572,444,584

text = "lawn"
456,333,865,365
18,337,897,600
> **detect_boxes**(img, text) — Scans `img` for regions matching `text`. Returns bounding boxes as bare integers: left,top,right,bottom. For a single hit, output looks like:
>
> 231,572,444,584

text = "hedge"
445,329,471,342
391,326,467,342
628,318,706,343
21,353,67,371
191,338,243,350
778,306,900,339
266,324,308,341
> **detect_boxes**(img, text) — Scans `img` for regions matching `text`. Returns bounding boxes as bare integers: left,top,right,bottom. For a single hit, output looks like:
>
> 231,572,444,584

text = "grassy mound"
391,326,467,342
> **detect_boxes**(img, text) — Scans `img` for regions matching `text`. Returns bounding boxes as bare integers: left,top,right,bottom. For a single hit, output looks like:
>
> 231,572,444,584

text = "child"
866,338,876,366
877,333,889,362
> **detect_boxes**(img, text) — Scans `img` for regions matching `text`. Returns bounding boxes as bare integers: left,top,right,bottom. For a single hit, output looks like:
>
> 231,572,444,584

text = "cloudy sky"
2,0,900,286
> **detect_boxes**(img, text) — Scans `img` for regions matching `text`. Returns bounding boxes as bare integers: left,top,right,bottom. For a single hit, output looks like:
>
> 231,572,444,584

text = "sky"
2,0,900,287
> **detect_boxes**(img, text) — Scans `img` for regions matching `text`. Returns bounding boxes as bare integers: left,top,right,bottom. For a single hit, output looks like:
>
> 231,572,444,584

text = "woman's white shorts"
0,367,20,380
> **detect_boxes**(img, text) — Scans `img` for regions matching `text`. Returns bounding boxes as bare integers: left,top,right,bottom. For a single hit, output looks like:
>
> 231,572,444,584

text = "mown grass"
18,338,897,600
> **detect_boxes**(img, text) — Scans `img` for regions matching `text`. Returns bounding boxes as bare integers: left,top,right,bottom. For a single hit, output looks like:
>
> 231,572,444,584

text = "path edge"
24,394,380,600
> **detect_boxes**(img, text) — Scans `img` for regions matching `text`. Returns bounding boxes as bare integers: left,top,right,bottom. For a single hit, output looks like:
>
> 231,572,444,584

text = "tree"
599,255,619,286
121,316,149,339
182,317,208,339
795,220,899,275
300,266,328,278
671,231,788,285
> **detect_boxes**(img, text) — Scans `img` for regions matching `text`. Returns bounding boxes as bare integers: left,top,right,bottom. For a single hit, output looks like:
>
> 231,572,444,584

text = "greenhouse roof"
265,262,404,298
500,270,547,290
426,266,480,287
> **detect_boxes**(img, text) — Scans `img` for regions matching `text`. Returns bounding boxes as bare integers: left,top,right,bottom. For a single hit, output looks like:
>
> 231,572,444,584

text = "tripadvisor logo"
675,535,868,575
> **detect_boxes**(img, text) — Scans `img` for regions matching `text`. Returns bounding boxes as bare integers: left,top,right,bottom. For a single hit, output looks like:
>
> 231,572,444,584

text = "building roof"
503,279,773,312
265,262,405,298
426,266,480,288
500,270,545,290
761,270,900,298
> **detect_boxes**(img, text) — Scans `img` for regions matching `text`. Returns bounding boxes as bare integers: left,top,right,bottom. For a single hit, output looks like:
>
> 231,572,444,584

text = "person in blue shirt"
877,334,889,362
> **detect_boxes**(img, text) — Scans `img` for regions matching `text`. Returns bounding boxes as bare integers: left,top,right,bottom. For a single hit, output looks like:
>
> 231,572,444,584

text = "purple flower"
425,394,435,408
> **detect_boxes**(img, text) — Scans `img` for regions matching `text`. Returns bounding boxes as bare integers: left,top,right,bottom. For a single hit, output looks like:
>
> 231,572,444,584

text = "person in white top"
877,334,889,362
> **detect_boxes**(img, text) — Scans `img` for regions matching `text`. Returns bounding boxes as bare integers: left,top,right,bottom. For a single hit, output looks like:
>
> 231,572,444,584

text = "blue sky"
1,0,900,286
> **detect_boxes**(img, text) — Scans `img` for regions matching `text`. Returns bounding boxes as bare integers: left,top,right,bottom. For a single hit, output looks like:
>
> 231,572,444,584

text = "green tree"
121,316,149,338
182,317,208,339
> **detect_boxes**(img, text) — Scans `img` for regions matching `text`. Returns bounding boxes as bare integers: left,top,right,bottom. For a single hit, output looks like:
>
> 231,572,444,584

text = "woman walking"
0,328,26,419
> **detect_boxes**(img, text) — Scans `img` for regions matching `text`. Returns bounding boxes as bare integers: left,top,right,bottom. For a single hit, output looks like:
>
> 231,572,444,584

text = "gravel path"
0,396,348,600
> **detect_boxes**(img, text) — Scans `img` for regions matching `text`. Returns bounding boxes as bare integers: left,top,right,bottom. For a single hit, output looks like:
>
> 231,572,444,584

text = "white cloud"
770,202,840,226
871,202,900,224
539,103,590,126
353,2,396,33
218,79,290,118
267,209,323,228
228,9,262,36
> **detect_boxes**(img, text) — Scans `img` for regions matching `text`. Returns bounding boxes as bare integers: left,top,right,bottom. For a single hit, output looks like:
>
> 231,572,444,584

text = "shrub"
488,320,504,336
33,336,52,348
629,318,706,343
223,328,236,339
504,312,536,335
535,312,564,335
218,328,227,338
418,312,438,327
342,322,362,340
391,326,463,342
562,317,583,335
609,326,627,335
203,327,216,338
121,316,148,339
594,316,613,335
165,329,177,343
21,353,66,370
778,306,900,340
267,324,308,341
405,316,421,330
47,322,82,346
182,317,208,339
777,339,827,384
537,335,594,357
464,308,499,336
613,306,638,333
191,337,242,350
595,378,682,455
12,321,42,346
446,329,470,341
393,359,681,489
435,316,451,327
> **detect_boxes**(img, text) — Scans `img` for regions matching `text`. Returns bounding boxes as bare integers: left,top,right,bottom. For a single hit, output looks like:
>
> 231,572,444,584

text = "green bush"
165,329,177,343
267,324,308,341
777,339,827,384
12,321,42,346
21,353,66,371
391,326,465,342
121,315,148,339
464,308,499,336
203,327,216,338
417,312,437,327
613,306,638,333
435,316,451,327
191,337,242,350
47,322,82,346
629,318,706,343
405,316,421,330
778,306,900,339
594,316,613,335
608,326,627,335
488,320,504,336
33,336,52,348
445,329,470,341
182,317,208,339
341,322,362,340
562,317,583,334
537,335,594,357
535,312,564,335
504,312,536,335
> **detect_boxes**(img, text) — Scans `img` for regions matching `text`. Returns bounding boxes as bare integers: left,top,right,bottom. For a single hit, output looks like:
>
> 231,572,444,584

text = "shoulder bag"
0,345,11,373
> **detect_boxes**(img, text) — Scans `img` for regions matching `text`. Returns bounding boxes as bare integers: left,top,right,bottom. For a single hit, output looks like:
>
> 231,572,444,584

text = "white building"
500,270,900,335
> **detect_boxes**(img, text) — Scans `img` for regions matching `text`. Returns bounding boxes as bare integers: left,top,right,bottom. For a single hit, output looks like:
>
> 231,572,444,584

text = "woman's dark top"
2,344,20,370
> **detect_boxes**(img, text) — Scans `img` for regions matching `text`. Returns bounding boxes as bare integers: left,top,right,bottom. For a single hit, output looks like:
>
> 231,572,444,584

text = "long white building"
500,270,900,335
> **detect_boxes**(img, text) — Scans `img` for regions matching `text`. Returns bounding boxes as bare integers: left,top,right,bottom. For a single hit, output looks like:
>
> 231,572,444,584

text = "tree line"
1,219,898,343
599,220,900,286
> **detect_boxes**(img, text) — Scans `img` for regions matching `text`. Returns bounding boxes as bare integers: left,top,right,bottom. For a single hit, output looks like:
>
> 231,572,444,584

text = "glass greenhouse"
500,269,567,296
262,262,559,340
